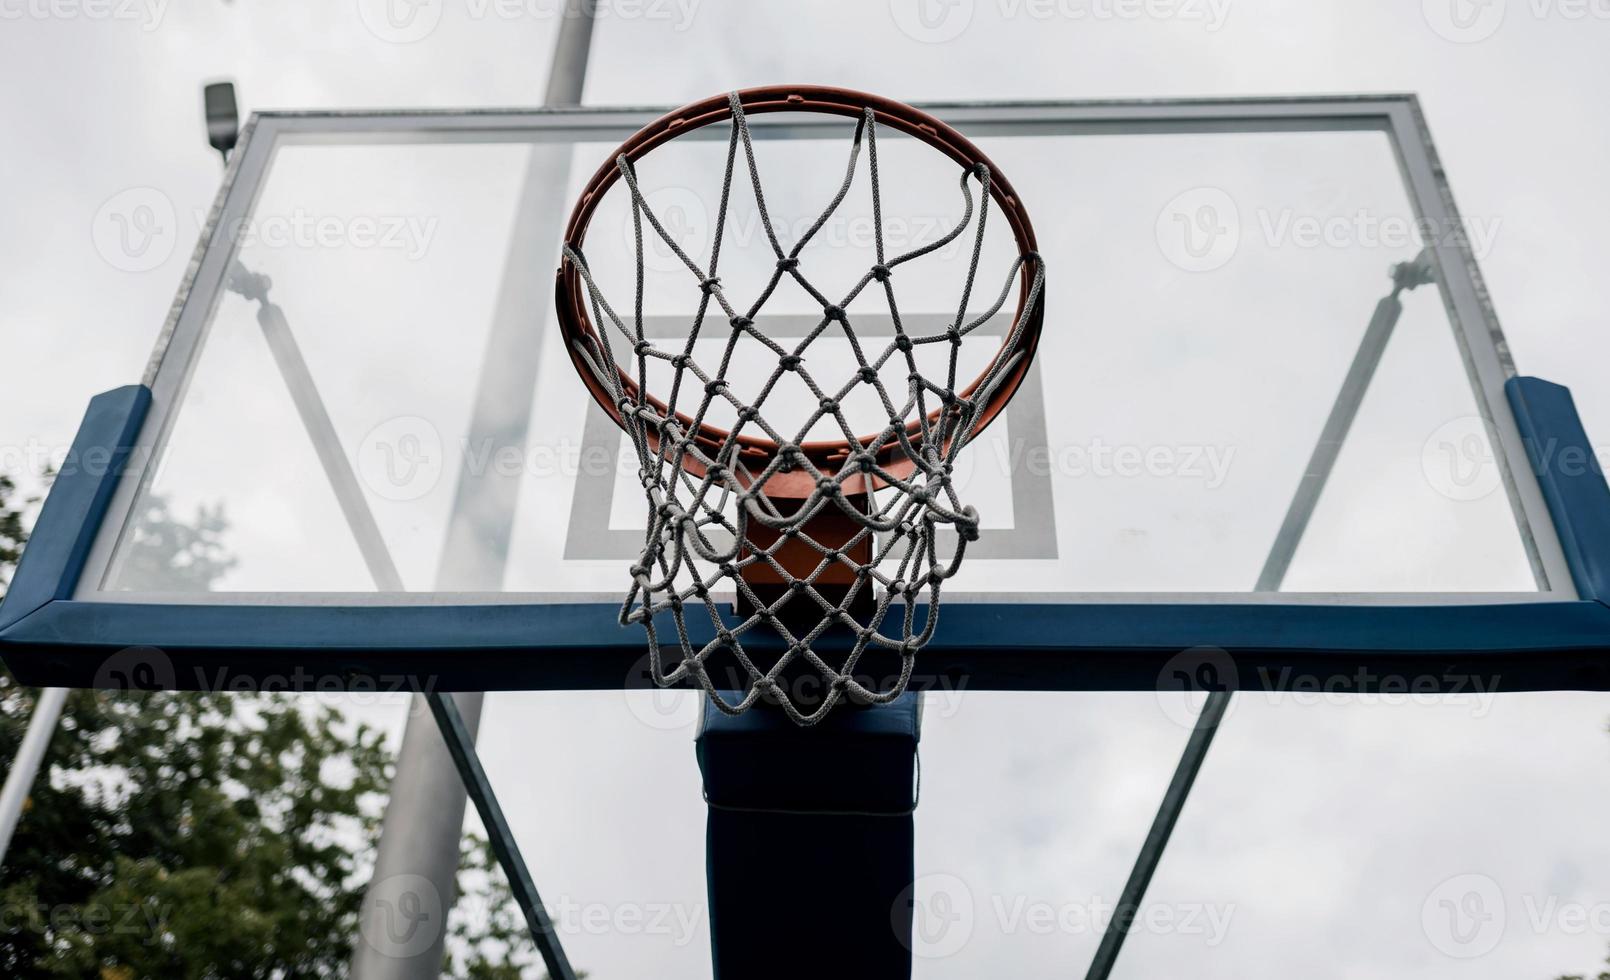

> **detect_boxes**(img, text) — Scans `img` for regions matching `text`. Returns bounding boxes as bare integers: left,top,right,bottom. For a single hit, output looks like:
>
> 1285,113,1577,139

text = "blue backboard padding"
698,692,921,813
0,386,150,633
1507,377,1610,602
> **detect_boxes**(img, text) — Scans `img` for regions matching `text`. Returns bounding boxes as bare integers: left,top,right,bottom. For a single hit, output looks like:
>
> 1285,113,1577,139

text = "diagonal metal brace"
426,692,578,980
224,265,576,978
1084,251,1437,980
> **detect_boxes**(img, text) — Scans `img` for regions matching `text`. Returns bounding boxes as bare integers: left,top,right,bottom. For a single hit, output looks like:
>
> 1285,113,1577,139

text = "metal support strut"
225,267,576,977
426,692,576,980
1084,251,1437,980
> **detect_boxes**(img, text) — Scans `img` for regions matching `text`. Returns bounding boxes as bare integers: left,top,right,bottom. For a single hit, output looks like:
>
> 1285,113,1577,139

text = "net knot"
705,379,728,396
957,505,982,542
729,315,753,331
699,276,722,295
776,257,800,271
780,354,803,371
894,334,914,353
823,305,847,323
871,263,892,282
633,340,652,357
818,397,839,413
858,366,879,383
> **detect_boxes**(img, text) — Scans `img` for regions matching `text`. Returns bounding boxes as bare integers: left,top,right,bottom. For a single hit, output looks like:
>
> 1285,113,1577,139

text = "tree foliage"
0,476,548,977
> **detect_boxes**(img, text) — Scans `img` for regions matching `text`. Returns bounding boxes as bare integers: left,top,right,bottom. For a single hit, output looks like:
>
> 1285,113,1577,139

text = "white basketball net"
562,93,1044,725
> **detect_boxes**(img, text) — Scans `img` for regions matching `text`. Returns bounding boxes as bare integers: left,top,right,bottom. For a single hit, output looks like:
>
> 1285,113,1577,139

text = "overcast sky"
3,1,1610,977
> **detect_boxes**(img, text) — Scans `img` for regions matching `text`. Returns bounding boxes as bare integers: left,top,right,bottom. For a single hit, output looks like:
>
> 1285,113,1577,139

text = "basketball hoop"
556,86,1045,724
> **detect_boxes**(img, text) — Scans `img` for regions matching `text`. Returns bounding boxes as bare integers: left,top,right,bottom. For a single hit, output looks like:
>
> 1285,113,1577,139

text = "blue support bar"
6,597,1610,692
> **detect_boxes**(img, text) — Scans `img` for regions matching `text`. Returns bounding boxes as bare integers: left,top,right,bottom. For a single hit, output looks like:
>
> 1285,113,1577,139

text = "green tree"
0,475,31,594
0,476,550,977
114,494,236,592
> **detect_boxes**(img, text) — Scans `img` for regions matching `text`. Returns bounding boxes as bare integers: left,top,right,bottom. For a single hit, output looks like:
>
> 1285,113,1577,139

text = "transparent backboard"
34,99,1603,980
78,100,1572,604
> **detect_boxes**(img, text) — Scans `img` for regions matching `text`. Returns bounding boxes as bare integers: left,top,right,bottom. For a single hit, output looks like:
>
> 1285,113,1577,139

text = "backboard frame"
5,94,1610,693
